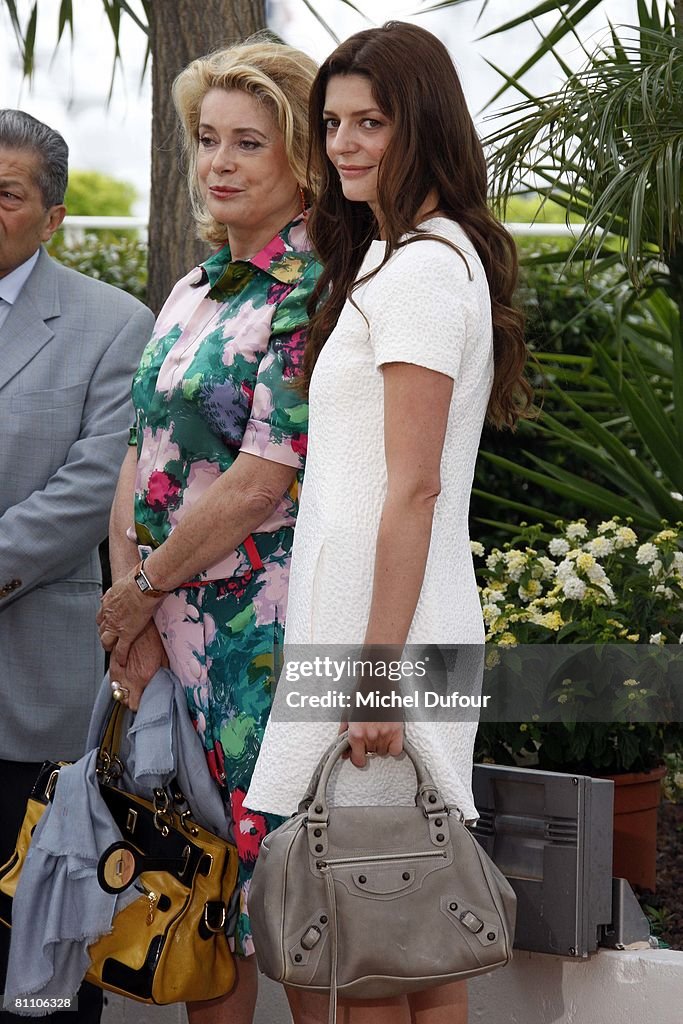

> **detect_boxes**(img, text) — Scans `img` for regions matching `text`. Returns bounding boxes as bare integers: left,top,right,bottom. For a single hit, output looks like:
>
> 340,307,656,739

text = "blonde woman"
98,40,319,1023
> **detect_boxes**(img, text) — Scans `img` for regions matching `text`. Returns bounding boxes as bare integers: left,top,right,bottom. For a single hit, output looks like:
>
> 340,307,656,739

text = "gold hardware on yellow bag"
0,704,239,1005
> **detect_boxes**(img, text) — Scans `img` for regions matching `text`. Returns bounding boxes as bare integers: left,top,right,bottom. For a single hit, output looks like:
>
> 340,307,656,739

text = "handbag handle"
299,731,448,821
96,699,127,783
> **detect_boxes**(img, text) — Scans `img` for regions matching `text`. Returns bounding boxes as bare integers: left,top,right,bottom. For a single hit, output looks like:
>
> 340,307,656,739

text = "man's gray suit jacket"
0,247,155,761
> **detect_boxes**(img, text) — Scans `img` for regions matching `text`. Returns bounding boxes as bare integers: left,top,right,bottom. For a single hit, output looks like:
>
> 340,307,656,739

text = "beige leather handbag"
250,733,516,1023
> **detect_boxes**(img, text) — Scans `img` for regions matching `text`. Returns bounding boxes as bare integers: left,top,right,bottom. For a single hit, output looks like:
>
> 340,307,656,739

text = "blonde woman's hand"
108,621,169,712
97,568,163,664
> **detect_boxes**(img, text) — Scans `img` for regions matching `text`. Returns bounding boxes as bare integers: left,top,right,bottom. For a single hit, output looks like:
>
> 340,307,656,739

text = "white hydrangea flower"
614,526,637,549
576,552,596,572
585,536,614,557
557,693,569,704
649,632,665,645
636,543,658,565
470,541,485,557
485,550,504,571
566,522,589,540
556,558,575,583
483,588,506,605
597,519,618,534
548,538,570,557
655,529,676,543
623,678,639,687
673,551,683,574
648,559,663,578
505,549,527,582
518,579,542,603
483,605,502,625
654,584,674,600
537,556,556,579
562,576,587,600
586,561,608,584
541,611,563,631
528,607,546,626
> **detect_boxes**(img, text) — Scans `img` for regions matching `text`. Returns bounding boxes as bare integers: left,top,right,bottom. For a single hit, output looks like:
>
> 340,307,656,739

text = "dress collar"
198,214,312,299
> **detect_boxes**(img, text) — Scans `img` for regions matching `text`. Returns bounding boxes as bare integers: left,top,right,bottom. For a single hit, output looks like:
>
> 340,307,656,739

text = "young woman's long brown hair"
302,21,531,429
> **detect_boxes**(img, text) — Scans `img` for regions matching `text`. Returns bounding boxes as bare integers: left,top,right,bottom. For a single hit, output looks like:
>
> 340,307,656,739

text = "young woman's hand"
338,719,404,768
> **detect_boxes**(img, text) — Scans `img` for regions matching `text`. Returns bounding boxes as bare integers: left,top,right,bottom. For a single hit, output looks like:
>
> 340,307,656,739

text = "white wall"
469,948,683,1024
103,948,683,1024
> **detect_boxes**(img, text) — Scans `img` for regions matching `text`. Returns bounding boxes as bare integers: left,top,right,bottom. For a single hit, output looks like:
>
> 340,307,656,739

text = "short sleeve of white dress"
361,234,479,379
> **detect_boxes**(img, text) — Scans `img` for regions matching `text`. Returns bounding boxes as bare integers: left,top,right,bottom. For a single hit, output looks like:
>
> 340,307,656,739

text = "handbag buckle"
203,901,226,933
97,750,124,785
153,788,174,836
44,768,61,802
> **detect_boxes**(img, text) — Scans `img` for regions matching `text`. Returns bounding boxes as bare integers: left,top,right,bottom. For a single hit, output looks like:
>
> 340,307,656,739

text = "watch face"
135,572,150,593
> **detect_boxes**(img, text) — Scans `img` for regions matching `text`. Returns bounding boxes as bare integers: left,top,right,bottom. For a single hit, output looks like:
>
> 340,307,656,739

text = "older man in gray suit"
0,110,154,1021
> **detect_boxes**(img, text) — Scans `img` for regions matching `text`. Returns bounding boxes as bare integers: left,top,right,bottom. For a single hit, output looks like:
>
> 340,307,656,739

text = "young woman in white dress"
246,21,531,1024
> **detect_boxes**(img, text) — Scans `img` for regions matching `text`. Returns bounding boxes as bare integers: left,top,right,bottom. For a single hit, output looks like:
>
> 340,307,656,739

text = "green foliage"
471,2,683,543
475,719,674,775
471,248,640,544
47,234,148,304
2,0,150,86
477,287,683,535
486,5,683,293
661,749,683,801
497,193,583,228
65,170,137,217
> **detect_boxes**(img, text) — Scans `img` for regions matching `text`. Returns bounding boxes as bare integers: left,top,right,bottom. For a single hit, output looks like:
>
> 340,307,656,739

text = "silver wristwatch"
133,560,166,598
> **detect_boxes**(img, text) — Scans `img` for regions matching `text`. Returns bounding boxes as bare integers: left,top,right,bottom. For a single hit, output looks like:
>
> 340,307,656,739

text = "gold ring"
111,685,129,703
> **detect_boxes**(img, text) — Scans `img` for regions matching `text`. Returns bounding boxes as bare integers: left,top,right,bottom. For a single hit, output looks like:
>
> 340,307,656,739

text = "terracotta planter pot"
600,766,667,891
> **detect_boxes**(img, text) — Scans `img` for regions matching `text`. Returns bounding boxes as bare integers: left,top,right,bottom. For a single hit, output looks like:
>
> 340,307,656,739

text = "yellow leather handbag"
0,705,239,1005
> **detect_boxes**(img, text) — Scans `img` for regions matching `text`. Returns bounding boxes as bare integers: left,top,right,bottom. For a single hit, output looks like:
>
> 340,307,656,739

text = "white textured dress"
246,217,493,823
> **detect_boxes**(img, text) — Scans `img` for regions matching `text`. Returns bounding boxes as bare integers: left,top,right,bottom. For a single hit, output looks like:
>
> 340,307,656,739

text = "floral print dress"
129,215,319,955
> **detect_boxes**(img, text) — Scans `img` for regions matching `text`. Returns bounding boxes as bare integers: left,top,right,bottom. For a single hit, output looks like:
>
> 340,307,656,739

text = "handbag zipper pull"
145,889,160,925
136,879,161,925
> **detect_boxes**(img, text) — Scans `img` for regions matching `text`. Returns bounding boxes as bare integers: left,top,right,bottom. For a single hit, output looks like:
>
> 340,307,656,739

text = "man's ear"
42,204,67,243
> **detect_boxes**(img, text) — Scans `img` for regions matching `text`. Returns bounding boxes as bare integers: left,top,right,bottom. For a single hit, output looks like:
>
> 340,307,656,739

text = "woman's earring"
298,185,308,221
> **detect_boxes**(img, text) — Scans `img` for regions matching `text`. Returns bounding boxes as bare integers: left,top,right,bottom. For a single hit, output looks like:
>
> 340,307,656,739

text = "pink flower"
281,328,306,379
267,281,292,306
231,788,268,864
291,434,307,458
253,236,286,268
145,470,182,512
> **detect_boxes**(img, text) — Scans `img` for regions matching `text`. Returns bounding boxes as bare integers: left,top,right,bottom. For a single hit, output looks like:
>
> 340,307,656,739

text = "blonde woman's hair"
173,39,318,245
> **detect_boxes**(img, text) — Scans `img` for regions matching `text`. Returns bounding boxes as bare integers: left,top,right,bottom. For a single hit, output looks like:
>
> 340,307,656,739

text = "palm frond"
486,24,683,287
